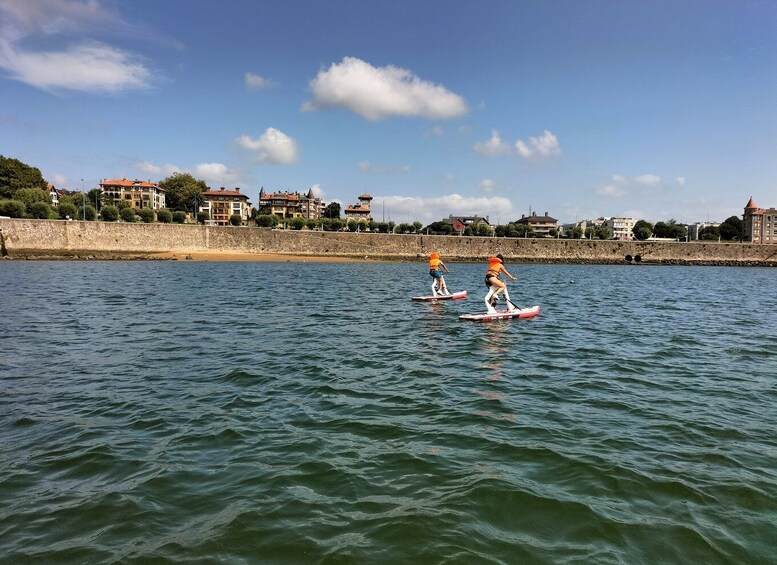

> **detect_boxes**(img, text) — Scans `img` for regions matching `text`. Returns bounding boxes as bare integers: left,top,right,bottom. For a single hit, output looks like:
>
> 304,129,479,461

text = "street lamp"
81,179,85,220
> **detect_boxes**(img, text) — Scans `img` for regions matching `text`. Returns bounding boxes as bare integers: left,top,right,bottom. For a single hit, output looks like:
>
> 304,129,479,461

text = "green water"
1,261,775,563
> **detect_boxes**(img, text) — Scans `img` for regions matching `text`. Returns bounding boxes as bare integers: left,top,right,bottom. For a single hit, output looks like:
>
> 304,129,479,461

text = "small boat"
411,290,468,302
459,305,540,322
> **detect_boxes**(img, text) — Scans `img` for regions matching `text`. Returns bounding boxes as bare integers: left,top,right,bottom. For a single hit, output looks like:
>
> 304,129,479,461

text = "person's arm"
440,260,449,273
502,266,517,281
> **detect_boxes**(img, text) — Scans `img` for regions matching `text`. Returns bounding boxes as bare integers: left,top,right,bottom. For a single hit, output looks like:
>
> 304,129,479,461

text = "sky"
1,0,776,225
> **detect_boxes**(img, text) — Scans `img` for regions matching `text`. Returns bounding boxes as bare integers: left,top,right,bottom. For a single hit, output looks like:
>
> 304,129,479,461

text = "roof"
202,189,249,199
101,178,163,191
745,196,758,209
358,194,373,200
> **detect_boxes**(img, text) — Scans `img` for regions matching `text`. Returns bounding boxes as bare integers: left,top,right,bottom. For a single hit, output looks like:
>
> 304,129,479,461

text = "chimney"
235,187,240,193
544,211,548,217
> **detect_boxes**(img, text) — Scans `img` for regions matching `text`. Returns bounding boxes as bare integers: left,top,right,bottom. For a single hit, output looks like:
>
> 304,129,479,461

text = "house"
743,196,777,243
344,194,373,222
604,217,635,240
442,215,490,234
48,184,59,207
515,211,558,237
199,187,251,226
258,188,324,219
100,179,166,210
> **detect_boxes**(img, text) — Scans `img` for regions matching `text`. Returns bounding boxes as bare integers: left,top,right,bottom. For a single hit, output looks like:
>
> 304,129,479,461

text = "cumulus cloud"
635,174,661,186
303,56,468,121
245,72,275,90
676,176,686,186
479,179,497,192
0,1,152,92
373,193,511,223
193,162,233,184
236,127,298,164
515,130,561,159
596,184,627,197
135,160,180,177
357,161,411,174
474,130,512,156
309,184,325,198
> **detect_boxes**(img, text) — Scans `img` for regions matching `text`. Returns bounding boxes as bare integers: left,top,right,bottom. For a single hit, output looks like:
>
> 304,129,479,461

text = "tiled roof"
203,190,248,199
101,178,163,190
745,196,757,209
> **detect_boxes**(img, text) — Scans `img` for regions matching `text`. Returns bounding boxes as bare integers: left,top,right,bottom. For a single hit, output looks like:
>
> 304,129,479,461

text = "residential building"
515,211,558,237
48,184,59,207
444,215,490,234
344,194,373,222
743,196,777,244
604,217,636,240
100,178,166,210
687,221,721,241
200,187,251,226
258,188,324,219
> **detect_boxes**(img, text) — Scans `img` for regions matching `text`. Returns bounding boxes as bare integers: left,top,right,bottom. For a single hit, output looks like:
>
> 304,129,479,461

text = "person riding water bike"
484,254,517,313
429,252,450,296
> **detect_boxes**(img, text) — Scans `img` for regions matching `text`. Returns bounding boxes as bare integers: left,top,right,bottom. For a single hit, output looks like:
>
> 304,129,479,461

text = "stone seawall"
2,218,776,266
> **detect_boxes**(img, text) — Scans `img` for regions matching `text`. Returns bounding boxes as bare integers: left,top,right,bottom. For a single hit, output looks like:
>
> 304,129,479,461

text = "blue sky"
1,0,776,224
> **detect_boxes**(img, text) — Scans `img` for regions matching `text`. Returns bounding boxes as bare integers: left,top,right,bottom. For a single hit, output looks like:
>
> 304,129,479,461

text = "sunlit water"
1,261,776,563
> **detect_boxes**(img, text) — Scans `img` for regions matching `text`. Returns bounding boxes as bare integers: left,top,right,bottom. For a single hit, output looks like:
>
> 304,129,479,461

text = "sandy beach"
150,251,379,262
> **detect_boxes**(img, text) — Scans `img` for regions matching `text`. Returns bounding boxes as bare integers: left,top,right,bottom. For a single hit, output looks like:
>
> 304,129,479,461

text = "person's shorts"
430,269,443,279
484,274,498,287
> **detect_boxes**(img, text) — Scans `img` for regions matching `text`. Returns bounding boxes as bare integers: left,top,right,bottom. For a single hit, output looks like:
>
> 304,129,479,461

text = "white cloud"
304,56,468,121
596,184,627,197
479,179,497,192
245,72,275,90
635,174,661,186
676,176,686,186
474,130,512,156
612,174,628,184
236,127,298,164
194,162,232,184
52,173,67,186
0,2,152,92
373,193,511,223
309,184,325,198
516,130,561,159
135,160,180,177
357,161,410,174
427,125,444,137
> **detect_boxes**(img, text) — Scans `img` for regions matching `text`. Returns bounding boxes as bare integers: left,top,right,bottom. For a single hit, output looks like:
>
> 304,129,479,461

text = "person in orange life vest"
429,252,450,296
484,254,516,313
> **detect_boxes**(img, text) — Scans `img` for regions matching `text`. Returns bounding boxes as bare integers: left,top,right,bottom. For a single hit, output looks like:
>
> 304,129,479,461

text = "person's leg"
485,285,497,313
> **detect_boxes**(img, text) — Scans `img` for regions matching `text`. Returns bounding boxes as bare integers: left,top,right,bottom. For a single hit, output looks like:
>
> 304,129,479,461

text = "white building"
604,217,636,240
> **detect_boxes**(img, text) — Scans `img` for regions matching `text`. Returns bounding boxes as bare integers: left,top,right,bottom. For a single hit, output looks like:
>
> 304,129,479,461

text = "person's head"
496,253,504,263
430,252,440,259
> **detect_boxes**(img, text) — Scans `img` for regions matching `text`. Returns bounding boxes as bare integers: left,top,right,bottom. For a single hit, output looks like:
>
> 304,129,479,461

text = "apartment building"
604,217,636,240
100,179,166,210
344,194,373,222
515,211,558,237
743,197,777,244
200,187,251,226
258,188,324,219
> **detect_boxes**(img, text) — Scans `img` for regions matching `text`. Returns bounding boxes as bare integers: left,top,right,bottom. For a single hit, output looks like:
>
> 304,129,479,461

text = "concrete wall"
2,218,776,265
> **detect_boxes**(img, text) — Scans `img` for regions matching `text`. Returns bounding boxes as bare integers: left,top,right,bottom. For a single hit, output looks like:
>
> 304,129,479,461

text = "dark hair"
496,253,504,262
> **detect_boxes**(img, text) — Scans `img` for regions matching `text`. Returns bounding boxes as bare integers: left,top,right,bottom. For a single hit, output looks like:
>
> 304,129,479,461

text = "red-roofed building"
344,194,373,222
258,188,324,219
515,211,558,237
200,187,251,226
100,179,166,210
743,196,777,244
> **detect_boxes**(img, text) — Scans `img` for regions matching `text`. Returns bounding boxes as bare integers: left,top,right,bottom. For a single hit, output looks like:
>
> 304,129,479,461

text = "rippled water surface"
1,261,776,563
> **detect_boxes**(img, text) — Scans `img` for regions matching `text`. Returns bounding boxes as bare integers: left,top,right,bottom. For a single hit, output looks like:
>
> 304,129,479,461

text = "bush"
172,211,187,224
13,187,51,211
0,199,26,218
83,205,96,221
230,214,242,226
156,208,172,223
29,201,51,219
100,205,119,221
137,208,155,223
120,207,137,222
198,211,210,223
58,202,78,219
256,214,279,228
116,200,132,210
289,217,305,230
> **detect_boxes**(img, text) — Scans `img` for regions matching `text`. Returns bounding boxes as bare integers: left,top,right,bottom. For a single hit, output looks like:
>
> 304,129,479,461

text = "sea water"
1,261,775,563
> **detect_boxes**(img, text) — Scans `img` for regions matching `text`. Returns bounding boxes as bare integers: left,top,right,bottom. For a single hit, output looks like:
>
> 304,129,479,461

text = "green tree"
198,210,210,223
100,205,119,222
719,216,742,240
58,202,78,219
82,205,96,221
137,208,155,223
0,155,47,199
256,214,279,227
306,218,318,230
86,188,103,212
13,187,51,211
120,207,137,222
156,208,172,223
117,199,132,211
172,210,187,224
412,220,423,233
0,199,26,217
424,221,454,235
699,225,720,240
289,217,305,230
158,172,208,212
323,202,341,219
632,220,653,240
29,201,51,219
230,214,242,226
597,226,612,239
